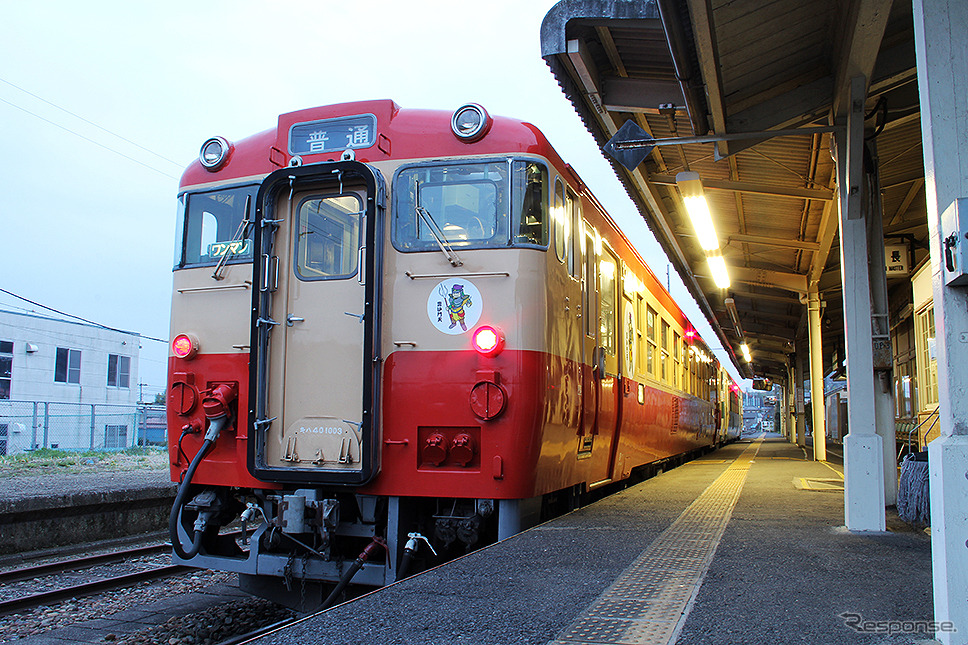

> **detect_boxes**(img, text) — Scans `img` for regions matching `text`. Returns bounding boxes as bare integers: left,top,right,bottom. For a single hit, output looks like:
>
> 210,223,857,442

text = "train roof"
179,100,566,190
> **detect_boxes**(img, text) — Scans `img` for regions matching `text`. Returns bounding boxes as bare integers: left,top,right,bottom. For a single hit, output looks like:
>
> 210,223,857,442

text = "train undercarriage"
173,485,527,610
172,446,719,611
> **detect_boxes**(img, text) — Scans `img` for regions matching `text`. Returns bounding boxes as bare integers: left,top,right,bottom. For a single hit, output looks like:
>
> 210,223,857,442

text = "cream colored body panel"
382,248,548,356
169,264,253,356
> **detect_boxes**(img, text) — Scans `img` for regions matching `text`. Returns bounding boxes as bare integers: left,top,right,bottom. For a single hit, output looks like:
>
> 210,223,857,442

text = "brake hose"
169,414,227,559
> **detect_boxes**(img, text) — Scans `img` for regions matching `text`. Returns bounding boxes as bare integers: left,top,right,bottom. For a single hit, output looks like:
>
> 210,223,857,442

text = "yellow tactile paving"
550,438,764,645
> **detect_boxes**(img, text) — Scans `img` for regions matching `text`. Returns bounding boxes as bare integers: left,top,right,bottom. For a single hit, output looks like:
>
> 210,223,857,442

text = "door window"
583,225,598,338
294,194,363,280
600,248,618,356
554,178,567,264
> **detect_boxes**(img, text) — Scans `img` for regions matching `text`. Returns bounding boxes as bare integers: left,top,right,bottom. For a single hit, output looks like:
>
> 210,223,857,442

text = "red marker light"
172,334,198,360
472,326,504,357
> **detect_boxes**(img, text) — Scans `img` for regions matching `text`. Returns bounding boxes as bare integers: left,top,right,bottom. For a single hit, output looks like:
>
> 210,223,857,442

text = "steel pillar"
794,345,807,447
807,290,827,461
837,75,886,532
913,0,968,639
787,363,797,443
865,140,898,505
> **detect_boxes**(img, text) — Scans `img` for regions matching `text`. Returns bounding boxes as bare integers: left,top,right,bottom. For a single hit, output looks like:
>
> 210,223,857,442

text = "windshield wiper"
414,183,462,267
415,206,463,267
212,195,252,280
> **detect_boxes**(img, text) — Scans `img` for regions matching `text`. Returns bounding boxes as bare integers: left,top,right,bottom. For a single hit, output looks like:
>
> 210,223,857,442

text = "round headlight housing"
451,104,491,142
472,325,505,357
199,136,231,171
172,333,199,360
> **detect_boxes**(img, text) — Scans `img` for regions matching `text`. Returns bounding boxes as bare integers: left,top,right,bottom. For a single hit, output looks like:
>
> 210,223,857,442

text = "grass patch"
0,446,169,477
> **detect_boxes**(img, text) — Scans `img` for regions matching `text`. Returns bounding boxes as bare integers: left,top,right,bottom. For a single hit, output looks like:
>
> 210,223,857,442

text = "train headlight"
472,325,504,357
172,333,199,360
199,136,231,171
451,103,491,142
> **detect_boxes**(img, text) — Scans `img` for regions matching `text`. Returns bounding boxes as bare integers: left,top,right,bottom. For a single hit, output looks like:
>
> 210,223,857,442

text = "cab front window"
176,185,257,268
393,159,547,252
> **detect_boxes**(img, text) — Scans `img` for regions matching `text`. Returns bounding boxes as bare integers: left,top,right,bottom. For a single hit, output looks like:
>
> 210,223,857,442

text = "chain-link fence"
0,400,166,455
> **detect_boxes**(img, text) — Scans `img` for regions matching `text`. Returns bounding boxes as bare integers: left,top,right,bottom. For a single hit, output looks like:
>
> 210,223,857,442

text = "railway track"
216,615,306,645
0,542,172,585
0,543,191,615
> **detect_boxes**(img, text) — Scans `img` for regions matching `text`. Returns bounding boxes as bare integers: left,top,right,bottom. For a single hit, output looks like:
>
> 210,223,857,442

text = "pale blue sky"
0,1,742,391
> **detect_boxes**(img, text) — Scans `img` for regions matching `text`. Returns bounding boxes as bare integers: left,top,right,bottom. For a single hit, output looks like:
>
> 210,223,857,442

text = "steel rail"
0,543,172,585
216,615,306,645
0,563,191,615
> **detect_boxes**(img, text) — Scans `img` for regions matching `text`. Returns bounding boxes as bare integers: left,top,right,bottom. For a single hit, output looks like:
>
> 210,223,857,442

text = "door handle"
287,314,305,327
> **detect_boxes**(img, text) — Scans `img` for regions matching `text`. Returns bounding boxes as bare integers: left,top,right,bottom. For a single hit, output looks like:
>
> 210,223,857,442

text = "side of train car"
167,100,742,606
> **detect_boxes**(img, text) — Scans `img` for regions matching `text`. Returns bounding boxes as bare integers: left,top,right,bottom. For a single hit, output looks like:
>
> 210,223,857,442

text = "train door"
553,182,583,437
596,244,621,475
250,162,384,485
579,221,599,449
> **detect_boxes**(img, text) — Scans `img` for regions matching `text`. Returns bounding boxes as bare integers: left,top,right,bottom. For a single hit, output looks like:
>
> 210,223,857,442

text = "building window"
105,424,127,449
914,305,938,410
54,348,81,384
0,340,11,400
107,354,131,388
892,316,918,419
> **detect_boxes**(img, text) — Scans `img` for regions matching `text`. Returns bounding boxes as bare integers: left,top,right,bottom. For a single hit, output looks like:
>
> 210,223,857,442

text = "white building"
0,309,142,454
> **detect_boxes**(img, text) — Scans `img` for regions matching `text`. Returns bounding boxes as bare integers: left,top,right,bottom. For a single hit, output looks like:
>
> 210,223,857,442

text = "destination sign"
289,114,377,156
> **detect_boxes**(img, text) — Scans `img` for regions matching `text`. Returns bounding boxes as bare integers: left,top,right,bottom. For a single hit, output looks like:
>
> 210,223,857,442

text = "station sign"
884,243,910,277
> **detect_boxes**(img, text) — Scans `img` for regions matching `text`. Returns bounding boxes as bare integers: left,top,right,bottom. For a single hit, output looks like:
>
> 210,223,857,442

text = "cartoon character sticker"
427,279,483,335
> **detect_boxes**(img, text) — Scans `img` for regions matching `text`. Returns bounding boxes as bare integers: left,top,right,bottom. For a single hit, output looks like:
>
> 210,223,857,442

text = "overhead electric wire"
0,77,184,168
0,94,179,180
0,287,167,344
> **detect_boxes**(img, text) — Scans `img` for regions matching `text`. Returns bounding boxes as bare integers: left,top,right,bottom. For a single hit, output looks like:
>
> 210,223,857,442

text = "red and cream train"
167,100,742,607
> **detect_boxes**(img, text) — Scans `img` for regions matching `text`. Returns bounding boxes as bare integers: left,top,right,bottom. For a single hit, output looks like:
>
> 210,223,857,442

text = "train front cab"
168,151,567,605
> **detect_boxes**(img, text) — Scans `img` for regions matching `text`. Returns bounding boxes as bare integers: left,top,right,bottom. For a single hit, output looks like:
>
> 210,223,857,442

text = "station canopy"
541,0,926,383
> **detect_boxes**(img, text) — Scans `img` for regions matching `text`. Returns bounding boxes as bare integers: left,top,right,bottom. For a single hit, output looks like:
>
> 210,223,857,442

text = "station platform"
249,435,936,645
0,470,174,556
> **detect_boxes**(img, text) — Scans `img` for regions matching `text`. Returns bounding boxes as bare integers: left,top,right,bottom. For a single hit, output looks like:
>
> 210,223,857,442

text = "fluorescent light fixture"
724,297,743,337
676,171,720,251
740,342,752,362
707,254,730,289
